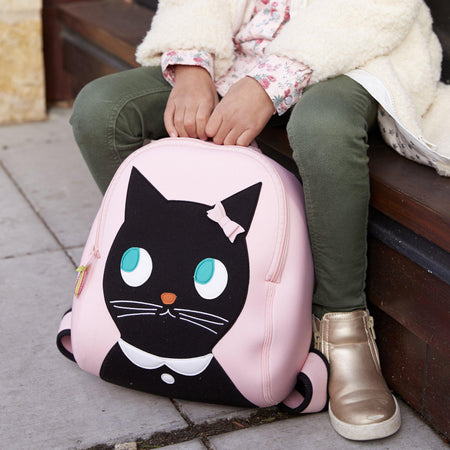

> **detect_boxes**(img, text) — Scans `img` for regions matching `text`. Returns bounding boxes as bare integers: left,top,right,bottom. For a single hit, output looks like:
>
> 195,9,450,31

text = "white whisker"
179,317,217,334
160,310,176,318
113,306,158,312
178,312,225,326
117,312,157,318
111,300,162,308
174,308,229,323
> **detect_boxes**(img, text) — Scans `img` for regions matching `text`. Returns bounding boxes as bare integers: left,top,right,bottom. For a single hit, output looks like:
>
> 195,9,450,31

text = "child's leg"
70,66,171,193
287,75,377,318
288,76,400,440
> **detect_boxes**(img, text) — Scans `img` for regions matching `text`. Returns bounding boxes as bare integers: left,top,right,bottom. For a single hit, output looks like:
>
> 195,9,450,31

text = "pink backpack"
57,137,328,412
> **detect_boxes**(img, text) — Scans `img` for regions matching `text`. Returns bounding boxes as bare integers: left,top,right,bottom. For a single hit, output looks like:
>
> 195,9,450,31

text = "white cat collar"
118,339,214,376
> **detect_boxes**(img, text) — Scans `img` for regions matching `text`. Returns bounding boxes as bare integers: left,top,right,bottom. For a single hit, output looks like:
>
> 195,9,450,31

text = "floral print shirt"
161,0,311,115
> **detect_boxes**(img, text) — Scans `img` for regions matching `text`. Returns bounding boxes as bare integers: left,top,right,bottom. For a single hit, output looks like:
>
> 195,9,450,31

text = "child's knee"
70,77,117,142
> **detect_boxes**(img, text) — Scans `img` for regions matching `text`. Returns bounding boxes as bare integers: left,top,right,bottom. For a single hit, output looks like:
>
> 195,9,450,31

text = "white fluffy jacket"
136,0,450,175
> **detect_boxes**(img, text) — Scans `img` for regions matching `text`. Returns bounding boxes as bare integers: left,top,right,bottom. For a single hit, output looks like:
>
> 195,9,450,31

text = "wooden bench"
45,0,450,439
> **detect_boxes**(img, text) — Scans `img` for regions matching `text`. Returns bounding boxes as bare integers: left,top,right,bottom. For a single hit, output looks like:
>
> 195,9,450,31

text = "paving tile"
66,246,85,267
0,165,59,258
164,439,207,449
176,399,256,425
0,107,72,149
0,251,185,450
209,401,447,450
114,442,137,450
0,108,102,249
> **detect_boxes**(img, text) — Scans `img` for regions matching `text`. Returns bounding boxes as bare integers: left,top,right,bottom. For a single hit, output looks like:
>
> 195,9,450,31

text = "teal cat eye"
121,247,140,272
194,258,215,285
194,258,228,300
120,247,153,287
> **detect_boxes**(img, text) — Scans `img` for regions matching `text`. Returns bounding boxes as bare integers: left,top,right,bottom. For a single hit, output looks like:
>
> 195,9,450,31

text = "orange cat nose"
161,292,177,305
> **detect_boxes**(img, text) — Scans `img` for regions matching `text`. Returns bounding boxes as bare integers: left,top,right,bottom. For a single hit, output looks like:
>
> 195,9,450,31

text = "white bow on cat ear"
207,202,245,243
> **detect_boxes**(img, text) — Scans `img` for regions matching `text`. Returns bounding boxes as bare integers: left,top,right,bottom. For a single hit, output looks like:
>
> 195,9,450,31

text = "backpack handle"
280,349,329,414
56,309,75,362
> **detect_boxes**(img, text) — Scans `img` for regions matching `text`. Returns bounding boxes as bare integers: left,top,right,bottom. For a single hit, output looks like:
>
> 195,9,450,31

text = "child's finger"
183,106,198,138
196,101,214,140
211,120,231,145
163,102,178,137
236,129,256,147
174,105,189,137
223,128,242,146
205,110,222,139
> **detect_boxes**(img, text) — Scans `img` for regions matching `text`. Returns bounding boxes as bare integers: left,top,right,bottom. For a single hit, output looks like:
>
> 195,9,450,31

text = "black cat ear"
125,167,168,219
221,182,262,236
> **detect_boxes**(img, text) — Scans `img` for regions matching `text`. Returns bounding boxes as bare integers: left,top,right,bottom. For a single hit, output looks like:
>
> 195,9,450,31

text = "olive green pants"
70,66,378,317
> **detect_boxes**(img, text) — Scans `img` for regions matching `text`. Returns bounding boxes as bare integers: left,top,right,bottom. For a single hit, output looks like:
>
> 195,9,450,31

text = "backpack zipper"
233,143,290,283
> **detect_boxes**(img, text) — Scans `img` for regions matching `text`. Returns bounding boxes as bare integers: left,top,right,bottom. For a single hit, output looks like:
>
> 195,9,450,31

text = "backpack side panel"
213,160,314,407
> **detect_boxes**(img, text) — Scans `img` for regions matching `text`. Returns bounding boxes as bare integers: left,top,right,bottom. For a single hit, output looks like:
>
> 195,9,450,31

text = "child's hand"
205,77,275,147
164,65,219,140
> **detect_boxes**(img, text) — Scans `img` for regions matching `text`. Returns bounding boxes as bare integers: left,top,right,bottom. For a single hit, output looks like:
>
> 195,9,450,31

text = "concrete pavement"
0,108,446,449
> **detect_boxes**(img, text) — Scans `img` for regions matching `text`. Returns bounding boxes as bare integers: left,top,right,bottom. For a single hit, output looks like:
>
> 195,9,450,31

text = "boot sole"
329,396,401,441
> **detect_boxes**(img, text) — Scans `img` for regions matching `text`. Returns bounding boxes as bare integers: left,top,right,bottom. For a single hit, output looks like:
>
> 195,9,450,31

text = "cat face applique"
100,167,261,403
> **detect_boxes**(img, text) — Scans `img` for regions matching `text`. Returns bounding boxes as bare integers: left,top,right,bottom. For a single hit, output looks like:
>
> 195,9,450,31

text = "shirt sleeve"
161,49,214,86
247,54,312,115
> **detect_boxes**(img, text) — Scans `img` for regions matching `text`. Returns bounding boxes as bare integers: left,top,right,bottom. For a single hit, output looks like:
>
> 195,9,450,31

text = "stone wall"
0,0,46,124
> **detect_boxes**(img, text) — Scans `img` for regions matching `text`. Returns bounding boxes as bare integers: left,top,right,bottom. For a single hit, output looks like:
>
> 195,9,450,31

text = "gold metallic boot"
313,310,401,440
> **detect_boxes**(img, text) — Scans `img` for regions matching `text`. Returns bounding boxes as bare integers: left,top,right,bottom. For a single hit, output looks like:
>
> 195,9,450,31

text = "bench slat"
368,134,450,253
58,0,154,68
